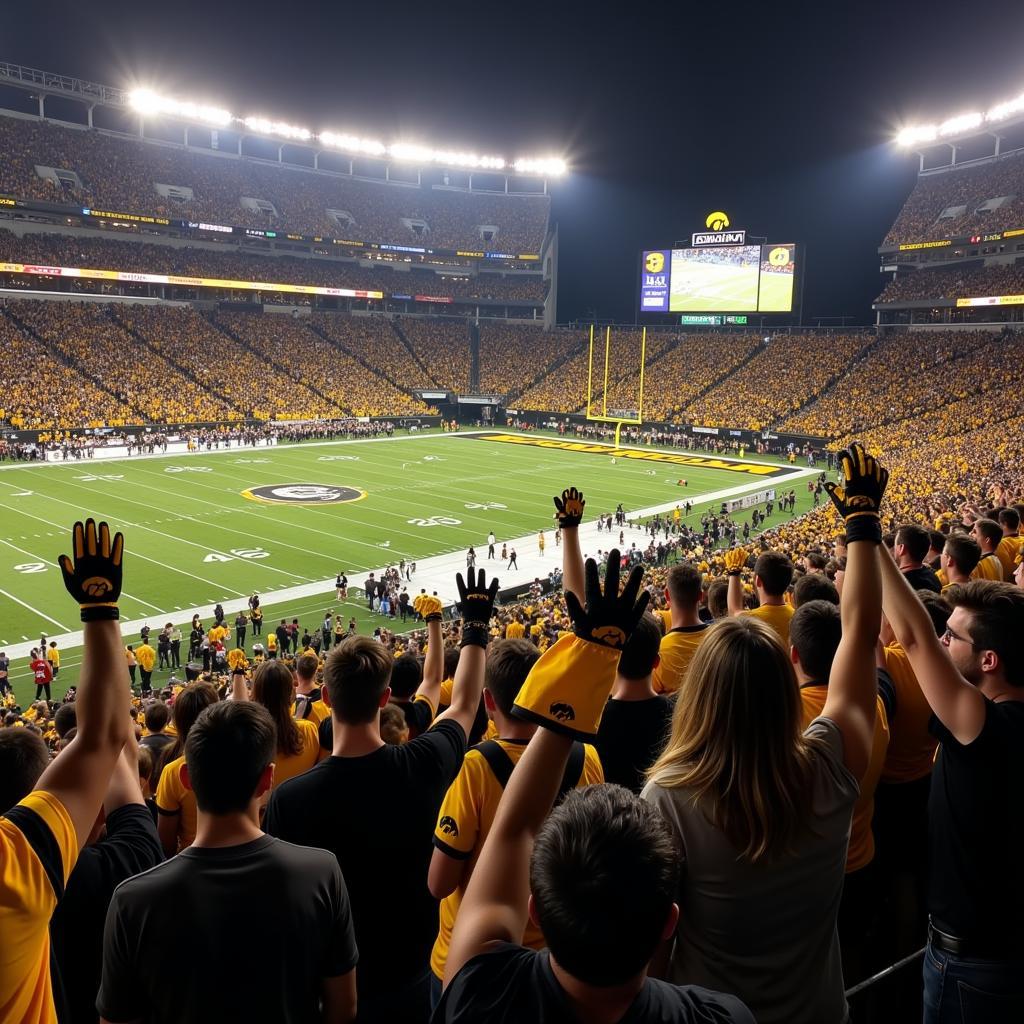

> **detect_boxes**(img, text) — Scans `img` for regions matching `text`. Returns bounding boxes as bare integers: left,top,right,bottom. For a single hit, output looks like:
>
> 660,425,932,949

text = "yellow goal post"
585,324,646,448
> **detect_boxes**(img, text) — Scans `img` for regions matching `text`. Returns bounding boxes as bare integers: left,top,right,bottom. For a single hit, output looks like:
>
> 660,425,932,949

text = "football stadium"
2,13,1024,1024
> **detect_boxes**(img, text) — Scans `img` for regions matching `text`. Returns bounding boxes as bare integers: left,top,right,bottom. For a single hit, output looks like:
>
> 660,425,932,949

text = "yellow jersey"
881,642,937,784
155,754,197,852
505,621,526,639
271,719,321,788
135,644,156,672
744,603,794,647
972,553,1003,581
652,624,710,695
996,535,1023,579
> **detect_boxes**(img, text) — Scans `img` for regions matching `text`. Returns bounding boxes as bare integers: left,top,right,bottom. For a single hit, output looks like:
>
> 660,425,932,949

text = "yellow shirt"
293,691,332,725
505,621,526,639
135,644,157,671
652,625,710,695
995,535,1023,579
155,754,197,852
881,642,937,784
0,790,78,1024
800,688,889,872
744,602,794,647
46,648,59,669
272,719,321,788
267,633,278,651
972,553,1003,581
430,739,604,980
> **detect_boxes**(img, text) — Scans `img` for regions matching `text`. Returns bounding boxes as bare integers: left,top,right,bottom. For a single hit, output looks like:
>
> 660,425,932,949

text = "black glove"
553,487,586,529
824,443,889,544
58,519,124,621
456,568,499,648
564,549,649,650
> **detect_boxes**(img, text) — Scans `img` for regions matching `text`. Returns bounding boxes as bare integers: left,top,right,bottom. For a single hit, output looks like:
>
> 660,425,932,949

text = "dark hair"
944,533,982,576
185,702,276,814
166,683,220,762
753,551,793,597
706,579,729,619
789,600,842,682
617,613,662,682
666,563,702,606
928,529,948,554
443,647,461,682
295,653,319,681
998,508,1020,532
53,703,77,738
0,727,50,812
973,518,1003,549
896,524,930,563
251,660,302,756
144,701,170,734
804,551,827,571
485,639,541,715
916,590,952,637
323,636,392,724
945,581,1024,686
389,654,423,700
792,573,839,608
530,785,679,986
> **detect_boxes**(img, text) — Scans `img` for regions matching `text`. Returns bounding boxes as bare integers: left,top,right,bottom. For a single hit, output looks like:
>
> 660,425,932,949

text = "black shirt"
394,697,435,739
902,565,941,594
50,804,164,1024
436,944,755,1023
928,699,1024,942
595,696,674,794
97,834,356,1024
265,719,466,998
139,733,175,757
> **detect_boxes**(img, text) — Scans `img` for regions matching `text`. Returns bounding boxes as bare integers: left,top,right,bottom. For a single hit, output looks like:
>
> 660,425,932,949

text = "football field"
0,430,814,702
669,260,760,312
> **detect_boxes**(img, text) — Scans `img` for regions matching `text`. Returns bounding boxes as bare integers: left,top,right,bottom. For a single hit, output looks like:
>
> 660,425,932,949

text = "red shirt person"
30,649,54,700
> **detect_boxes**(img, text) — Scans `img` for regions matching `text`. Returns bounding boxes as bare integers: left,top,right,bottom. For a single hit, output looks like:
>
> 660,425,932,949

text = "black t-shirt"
436,944,755,1023
395,697,435,739
595,696,674,794
139,733,175,756
265,719,466,998
97,834,356,1024
928,698,1024,940
50,804,164,1024
902,565,941,593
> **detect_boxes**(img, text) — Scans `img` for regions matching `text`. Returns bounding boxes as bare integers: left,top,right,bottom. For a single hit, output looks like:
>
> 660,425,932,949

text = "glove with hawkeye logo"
513,550,649,740
456,568,499,648
824,442,889,545
59,518,124,622
553,486,586,529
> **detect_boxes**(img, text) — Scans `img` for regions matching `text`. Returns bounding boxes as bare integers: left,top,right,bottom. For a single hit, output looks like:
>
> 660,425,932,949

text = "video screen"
639,243,796,314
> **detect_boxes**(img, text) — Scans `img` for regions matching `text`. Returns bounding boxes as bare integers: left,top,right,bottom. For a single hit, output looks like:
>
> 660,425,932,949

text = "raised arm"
415,596,445,712
35,520,133,849
725,546,747,616
554,487,586,604
879,544,985,744
445,551,648,985
820,445,885,779
103,730,147,815
433,568,498,739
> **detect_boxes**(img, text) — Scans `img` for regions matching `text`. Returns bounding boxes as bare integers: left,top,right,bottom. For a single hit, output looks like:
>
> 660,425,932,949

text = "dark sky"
5,0,1024,322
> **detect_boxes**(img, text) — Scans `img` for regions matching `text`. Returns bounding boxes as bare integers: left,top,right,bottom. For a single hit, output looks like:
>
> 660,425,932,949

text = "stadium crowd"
0,116,550,253
875,260,1024,303
399,318,473,392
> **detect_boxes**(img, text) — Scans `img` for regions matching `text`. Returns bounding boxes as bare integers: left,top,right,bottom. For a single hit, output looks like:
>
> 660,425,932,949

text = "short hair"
53,703,77,738
295,653,319,681
804,552,827,571
389,654,423,700
185,701,276,814
0,728,50,812
144,701,170,734
896,524,931,563
944,534,982,576
973,519,1003,548
792,573,839,608
753,551,793,597
137,745,154,789
999,508,1020,532
617,613,662,682
443,647,461,682
706,579,729,619
530,785,679,986
917,590,952,637
379,703,409,745
666,563,702,607
789,600,842,682
945,581,1024,686
485,639,541,715
167,682,220,762
928,529,947,554
323,636,393,724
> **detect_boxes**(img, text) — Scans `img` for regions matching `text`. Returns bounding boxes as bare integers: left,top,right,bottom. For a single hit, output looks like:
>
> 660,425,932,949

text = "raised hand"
58,519,124,621
456,568,499,648
724,547,747,576
825,443,889,544
553,486,586,529
420,595,444,623
563,550,649,650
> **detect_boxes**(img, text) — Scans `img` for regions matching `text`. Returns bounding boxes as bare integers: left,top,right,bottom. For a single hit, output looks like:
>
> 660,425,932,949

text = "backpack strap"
475,739,586,802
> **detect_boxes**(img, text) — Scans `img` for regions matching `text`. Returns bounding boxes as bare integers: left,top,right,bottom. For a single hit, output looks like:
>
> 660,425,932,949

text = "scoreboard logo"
639,249,670,312
692,229,747,246
705,211,730,230
644,251,665,273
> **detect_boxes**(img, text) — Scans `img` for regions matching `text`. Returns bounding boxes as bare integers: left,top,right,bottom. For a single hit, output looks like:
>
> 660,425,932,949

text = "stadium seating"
396,318,472,392
477,323,574,396
875,261,1024,303
0,116,550,253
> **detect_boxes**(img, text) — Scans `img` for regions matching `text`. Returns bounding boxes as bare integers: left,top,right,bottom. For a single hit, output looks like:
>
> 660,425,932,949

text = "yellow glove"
724,547,747,576
420,596,444,622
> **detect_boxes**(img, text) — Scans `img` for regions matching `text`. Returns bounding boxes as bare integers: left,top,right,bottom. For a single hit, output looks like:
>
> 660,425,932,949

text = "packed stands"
513,329,595,411
396,317,472,392
477,323,569,395
875,261,1024,303
0,116,550,253
883,150,1024,246
584,330,675,418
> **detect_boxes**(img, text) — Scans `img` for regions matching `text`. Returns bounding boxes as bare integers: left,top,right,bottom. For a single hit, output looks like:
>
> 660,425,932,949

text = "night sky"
5,0,1024,323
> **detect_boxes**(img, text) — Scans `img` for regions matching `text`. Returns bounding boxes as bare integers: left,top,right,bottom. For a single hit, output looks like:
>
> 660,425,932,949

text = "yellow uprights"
602,325,611,418
637,326,647,423
586,324,595,416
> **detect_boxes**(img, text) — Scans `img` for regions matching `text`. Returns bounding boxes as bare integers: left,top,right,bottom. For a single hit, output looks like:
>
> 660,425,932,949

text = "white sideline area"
1,431,818,661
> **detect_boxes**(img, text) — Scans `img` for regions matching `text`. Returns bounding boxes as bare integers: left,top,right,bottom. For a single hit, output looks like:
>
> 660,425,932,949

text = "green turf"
1,430,818,704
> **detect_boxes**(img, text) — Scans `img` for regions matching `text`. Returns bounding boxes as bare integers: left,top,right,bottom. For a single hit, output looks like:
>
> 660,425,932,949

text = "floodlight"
896,125,937,147
938,112,983,137
513,157,567,176
987,93,1024,122
320,131,387,156
243,117,312,141
128,88,233,128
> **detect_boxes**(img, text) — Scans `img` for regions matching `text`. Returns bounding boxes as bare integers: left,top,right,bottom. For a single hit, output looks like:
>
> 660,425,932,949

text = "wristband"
80,603,119,622
425,612,443,624
460,622,490,649
844,512,882,545
726,569,742,578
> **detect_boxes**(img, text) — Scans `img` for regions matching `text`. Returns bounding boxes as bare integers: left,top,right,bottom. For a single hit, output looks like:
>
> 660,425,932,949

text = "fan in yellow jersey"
504,615,526,639
995,508,1024,578
652,563,710,695
725,548,795,646
427,638,603,999
1,519,132,1024
970,519,1005,580
292,652,331,725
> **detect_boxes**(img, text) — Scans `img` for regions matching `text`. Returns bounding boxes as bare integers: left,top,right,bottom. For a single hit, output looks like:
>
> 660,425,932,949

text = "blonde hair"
647,616,819,863
379,703,410,745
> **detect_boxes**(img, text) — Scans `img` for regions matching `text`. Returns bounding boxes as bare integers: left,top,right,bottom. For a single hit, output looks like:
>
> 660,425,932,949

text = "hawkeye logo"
768,246,791,267
705,211,730,230
644,251,665,274
438,816,460,837
241,483,367,504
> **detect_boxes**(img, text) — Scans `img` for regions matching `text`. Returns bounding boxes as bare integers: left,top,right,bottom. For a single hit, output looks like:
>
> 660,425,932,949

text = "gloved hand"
553,487,586,529
420,595,444,623
724,547,747,576
513,550,649,740
456,568,499,648
825,443,888,544
58,519,124,622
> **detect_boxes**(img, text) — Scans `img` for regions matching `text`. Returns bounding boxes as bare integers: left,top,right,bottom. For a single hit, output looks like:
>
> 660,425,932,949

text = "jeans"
923,940,1024,1023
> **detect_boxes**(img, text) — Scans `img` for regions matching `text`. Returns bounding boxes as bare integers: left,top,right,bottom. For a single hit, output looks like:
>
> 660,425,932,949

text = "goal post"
585,325,646,447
